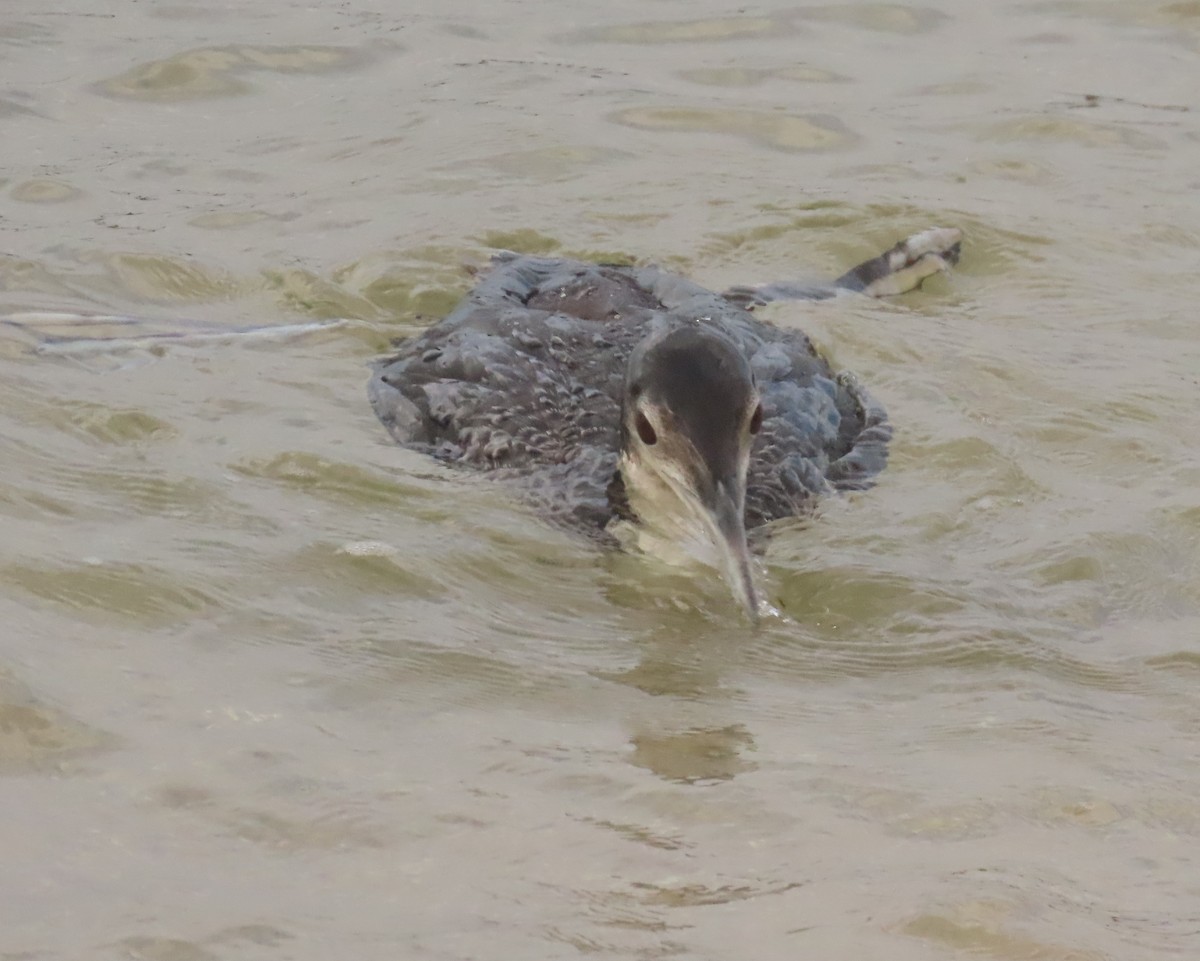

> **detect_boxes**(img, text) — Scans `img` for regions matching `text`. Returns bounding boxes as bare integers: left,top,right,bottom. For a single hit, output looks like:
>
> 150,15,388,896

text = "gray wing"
368,256,654,530
745,354,890,528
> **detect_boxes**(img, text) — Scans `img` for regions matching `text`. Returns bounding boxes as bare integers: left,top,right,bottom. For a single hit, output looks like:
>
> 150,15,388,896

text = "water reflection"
628,726,756,783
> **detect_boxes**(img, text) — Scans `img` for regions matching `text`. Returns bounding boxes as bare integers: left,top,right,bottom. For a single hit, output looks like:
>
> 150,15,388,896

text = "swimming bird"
369,227,962,617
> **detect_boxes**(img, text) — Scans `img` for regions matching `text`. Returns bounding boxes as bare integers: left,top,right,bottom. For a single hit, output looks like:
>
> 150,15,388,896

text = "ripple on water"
450,145,633,183
473,228,563,254
794,3,949,33
260,268,381,320
331,248,474,320
1032,525,1200,627
305,534,632,712
743,557,1137,691
0,479,76,518
109,937,220,961
4,561,219,626
289,540,449,605
231,451,444,511
9,179,82,203
0,96,42,120
8,252,253,308
102,253,246,303
978,115,1168,150
0,256,95,311
83,469,224,519
0,19,53,47
968,157,1060,186
609,107,859,153
887,799,999,839
0,668,116,774
571,5,944,43
22,400,177,446
113,924,296,961
1041,0,1200,36
677,65,849,87
0,432,229,523
570,15,788,43
211,801,393,852
1029,787,1123,828
187,210,275,230
901,899,1108,961
95,44,388,102
628,726,757,783
687,201,969,276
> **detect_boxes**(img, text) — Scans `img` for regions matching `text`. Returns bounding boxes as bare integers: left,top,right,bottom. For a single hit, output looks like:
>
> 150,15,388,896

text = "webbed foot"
835,226,962,297
722,226,963,308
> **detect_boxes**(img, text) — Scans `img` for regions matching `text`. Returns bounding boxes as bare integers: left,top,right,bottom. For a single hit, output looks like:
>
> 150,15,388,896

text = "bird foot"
838,226,963,297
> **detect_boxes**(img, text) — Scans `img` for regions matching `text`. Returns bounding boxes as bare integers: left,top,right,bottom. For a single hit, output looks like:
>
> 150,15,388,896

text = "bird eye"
749,403,764,436
635,411,658,446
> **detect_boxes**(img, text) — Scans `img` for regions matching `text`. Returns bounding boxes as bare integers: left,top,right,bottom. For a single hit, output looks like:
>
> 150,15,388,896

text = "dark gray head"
619,324,764,617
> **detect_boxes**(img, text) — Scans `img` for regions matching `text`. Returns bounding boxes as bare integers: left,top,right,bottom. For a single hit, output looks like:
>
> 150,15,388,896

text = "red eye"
749,403,763,435
635,411,658,445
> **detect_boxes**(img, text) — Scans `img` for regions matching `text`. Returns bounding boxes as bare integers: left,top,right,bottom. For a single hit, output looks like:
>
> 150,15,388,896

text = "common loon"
369,227,962,617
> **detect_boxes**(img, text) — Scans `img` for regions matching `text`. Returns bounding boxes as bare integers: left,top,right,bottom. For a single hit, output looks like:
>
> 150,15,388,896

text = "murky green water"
2,2,1199,958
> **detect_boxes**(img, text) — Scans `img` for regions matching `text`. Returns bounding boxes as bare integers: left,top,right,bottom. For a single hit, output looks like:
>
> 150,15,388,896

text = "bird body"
369,228,961,615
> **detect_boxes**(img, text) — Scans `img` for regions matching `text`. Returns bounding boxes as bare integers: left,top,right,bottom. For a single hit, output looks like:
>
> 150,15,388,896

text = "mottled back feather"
368,254,890,535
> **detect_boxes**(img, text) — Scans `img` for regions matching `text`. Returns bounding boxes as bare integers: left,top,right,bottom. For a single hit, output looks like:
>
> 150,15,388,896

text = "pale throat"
611,451,725,570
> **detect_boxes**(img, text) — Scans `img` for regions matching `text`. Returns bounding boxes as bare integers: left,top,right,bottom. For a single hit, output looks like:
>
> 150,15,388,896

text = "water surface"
2,1,1199,958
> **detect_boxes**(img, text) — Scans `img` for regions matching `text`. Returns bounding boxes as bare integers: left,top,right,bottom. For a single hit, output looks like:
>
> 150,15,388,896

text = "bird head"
619,324,764,618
